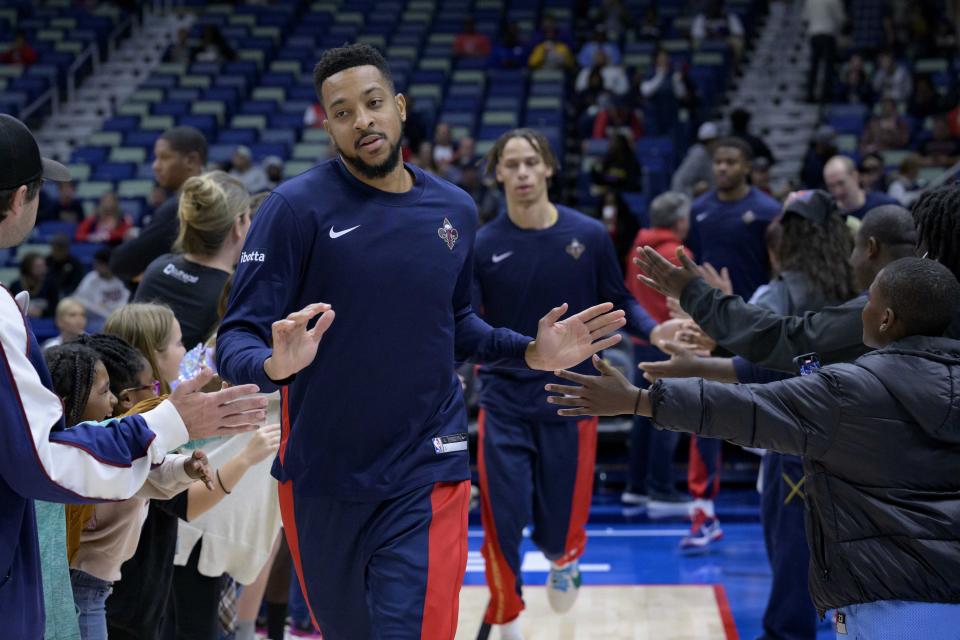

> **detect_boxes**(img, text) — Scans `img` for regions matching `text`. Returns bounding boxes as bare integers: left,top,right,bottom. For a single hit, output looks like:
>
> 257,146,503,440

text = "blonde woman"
134,170,251,349
102,303,279,640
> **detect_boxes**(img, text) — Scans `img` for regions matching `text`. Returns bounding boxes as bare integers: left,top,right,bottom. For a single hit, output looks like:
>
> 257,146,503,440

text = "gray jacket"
650,336,960,612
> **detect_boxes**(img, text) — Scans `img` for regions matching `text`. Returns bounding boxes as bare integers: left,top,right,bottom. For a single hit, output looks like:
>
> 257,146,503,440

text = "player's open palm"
527,302,626,371
265,303,335,381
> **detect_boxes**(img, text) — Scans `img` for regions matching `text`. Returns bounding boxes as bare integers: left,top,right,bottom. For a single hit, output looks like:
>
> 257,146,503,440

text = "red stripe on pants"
559,416,598,566
688,436,721,500
420,480,470,640
477,409,524,625
278,481,321,632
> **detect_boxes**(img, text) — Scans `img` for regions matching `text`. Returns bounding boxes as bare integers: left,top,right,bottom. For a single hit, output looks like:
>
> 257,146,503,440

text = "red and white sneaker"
680,508,723,551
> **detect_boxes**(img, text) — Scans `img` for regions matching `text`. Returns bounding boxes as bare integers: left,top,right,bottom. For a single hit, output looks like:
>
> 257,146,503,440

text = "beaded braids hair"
911,184,960,280
44,343,101,427
74,333,146,397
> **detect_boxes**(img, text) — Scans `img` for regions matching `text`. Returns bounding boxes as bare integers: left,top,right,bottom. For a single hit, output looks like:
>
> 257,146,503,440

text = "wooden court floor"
456,585,738,640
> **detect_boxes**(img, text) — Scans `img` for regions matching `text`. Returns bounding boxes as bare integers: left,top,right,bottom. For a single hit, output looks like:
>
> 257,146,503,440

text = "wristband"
216,469,232,494
633,388,644,415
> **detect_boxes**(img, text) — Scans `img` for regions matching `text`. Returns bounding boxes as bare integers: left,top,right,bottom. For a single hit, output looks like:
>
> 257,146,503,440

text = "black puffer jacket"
651,336,960,613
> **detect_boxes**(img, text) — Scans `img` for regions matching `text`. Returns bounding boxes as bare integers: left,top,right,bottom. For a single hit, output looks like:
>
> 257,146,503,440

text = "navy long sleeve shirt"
473,206,656,420
216,159,531,501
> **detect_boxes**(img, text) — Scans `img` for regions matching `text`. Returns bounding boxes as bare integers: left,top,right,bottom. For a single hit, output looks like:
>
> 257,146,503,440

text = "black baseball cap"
782,189,836,226
0,114,71,190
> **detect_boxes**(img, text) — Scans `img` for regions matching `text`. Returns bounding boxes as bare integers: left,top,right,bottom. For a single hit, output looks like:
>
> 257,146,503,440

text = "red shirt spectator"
0,33,38,66
453,18,492,58
592,101,643,140
75,192,132,244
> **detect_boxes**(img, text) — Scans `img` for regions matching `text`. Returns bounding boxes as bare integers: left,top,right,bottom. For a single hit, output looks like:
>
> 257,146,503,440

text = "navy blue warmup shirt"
216,159,532,501
844,190,899,220
687,187,782,299
473,206,656,420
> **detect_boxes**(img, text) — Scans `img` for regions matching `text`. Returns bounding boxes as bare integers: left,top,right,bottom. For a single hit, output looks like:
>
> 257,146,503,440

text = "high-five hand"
168,368,267,439
545,355,647,417
525,302,625,371
263,303,336,381
633,246,702,299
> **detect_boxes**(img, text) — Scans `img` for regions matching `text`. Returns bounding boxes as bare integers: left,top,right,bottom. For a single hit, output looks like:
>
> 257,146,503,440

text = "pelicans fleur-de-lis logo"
566,238,585,260
438,217,459,250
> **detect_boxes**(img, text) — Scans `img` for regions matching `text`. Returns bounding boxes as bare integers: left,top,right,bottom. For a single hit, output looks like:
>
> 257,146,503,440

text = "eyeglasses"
120,380,161,397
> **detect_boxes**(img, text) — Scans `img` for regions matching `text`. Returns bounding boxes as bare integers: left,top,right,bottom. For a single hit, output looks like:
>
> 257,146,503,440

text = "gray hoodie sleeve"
679,278,870,371
649,373,843,459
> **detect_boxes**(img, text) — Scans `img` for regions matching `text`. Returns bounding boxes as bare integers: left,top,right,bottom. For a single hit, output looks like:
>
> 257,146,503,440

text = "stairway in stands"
726,0,819,185
35,9,192,163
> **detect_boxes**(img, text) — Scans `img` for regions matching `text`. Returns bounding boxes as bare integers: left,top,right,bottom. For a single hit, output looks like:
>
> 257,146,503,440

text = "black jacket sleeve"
110,197,180,281
649,371,845,459
679,278,870,372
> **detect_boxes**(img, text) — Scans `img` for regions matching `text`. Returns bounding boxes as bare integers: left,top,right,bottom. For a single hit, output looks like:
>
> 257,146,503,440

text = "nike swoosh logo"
329,225,361,239
492,251,514,264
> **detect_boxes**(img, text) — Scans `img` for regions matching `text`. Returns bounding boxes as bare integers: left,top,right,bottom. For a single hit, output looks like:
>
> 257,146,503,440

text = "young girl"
47,339,208,640
102,304,280,640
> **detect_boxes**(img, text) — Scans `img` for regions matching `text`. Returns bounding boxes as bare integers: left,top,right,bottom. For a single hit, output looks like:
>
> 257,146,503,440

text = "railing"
20,86,58,123
66,43,98,104
924,159,960,191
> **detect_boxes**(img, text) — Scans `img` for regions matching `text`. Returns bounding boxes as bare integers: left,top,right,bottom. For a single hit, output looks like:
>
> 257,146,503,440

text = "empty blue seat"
242,100,278,116
269,113,304,129
71,146,109,165
250,142,290,160
102,116,140,132
35,221,78,242
178,114,218,139
153,102,190,117
218,129,258,145
125,130,161,148
72,242,108,268
30,317,58,343
92,162,137,181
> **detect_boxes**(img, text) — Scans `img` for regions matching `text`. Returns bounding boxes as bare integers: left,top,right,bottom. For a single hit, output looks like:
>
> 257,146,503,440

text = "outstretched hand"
169,368,267,440
639,340,702,383
184,450,214,491
525,302,625,371
633,246,702,299
264,303,336,381
545,355,647,417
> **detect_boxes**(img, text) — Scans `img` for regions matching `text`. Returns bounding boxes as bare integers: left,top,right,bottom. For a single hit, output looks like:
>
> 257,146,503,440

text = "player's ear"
395,93,407,122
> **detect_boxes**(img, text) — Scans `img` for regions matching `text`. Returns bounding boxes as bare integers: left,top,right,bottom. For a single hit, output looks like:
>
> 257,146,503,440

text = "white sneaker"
620,490,649,505
496,617,524,640
546,560,582,613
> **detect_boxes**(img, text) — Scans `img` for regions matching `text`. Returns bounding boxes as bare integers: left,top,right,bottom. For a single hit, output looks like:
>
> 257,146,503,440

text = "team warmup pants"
477,407,598,625
278,478,470,640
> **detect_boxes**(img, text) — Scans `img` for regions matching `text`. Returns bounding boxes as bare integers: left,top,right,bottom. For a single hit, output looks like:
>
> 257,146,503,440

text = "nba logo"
433,437,443,454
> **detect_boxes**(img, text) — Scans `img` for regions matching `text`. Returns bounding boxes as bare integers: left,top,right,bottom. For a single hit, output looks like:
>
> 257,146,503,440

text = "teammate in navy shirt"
472,130,657,637
683,137,781,549
823,155,899,220
215,45,627,640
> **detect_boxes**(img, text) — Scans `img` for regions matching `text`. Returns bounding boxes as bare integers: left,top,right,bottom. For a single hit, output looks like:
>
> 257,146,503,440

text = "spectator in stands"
592,96,642,141
11,252,56,317
74,248,130,332
144,185,168,223
575,50,628,96
834,53,875,104
637,6,662,41
823,155,898,219
886,153,923,206
801,124,837,189
528,33,575,72
411,140,436,172
0,31,38,66
529,12,573,50
490,24,528,70
75,191,133,245
592,133,642,263
872,50,911,103
455,136,477,170
672,121,719,196
751,156,773,195
192,25,236,63
577,25,621,68
640,49,689,136
263,156,283,189
858,152,889,193
850,0,894,53
691,0,745,61
111,126,207,282
229,146,269,194
166,27,192,65
47,180,85,223
41,297,86,350
302,101,325,128
908,73,952,121
453,17,492,59
804,0,845,103
920,115,960,166
400,95,428,157
575,70,607,120
730,108,775,166
432,123,456,166
859,97,910,155
45,234,84,299
134,171,250,349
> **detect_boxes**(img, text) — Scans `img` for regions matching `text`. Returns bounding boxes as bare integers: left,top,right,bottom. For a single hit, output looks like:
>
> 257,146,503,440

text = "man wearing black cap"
0,114,268,639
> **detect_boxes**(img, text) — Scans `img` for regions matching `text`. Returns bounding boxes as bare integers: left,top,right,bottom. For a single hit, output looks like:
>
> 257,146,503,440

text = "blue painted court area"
465,490,835,639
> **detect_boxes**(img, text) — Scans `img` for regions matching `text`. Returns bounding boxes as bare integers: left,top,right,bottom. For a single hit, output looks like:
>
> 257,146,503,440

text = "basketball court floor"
455,491,835,640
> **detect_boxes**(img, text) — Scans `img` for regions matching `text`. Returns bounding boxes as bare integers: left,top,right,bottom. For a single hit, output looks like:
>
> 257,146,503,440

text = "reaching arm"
0,289,189,503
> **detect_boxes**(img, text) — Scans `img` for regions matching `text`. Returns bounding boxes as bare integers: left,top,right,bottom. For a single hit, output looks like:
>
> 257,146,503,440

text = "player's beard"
339,133,403,180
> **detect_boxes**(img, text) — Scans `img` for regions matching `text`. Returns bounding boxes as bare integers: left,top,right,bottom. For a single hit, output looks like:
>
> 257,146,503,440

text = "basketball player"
473,129,658,639
215,44,627,640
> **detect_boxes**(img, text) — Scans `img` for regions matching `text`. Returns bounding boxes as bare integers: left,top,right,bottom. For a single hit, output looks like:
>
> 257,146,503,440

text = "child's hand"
241,423,282,467
185,449,214,491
